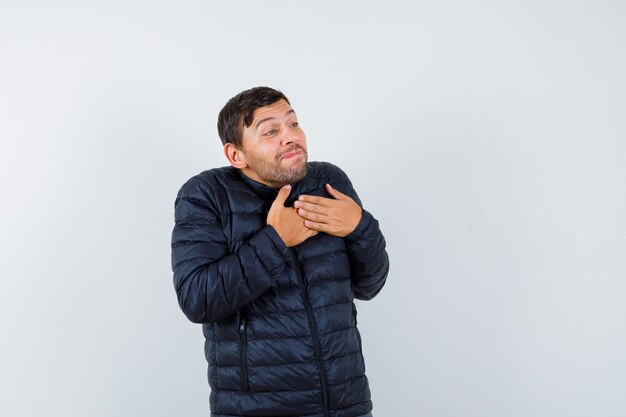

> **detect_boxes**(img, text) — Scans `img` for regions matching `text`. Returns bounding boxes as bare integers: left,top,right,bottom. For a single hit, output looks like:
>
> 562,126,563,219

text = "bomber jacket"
171,161,390,417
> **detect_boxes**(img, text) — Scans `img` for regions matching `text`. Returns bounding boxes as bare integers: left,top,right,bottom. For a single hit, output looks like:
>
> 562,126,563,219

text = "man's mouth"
281,148,304,160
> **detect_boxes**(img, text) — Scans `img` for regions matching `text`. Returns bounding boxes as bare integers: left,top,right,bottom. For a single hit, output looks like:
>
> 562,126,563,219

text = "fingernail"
284,184,291,189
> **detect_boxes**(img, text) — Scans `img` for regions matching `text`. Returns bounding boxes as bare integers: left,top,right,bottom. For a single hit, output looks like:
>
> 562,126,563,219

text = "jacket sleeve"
330,166,390,301
171,177,291,323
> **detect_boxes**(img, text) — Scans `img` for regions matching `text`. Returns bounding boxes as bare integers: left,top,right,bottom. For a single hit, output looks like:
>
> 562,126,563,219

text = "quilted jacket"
171,161,390,417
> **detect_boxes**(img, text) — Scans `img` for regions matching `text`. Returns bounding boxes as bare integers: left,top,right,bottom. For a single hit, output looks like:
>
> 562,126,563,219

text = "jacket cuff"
344,209,373,243
262,224,290,253
248,225,291,277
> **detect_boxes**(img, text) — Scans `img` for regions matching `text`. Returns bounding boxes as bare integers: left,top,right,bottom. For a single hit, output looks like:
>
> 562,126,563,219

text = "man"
171,86,389,417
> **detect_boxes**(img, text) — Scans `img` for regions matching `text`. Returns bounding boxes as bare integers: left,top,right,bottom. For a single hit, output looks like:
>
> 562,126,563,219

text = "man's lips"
281,149,303,159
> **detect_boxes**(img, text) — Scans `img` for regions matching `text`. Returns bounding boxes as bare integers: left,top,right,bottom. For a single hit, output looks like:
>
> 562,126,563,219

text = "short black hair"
217,86,291,149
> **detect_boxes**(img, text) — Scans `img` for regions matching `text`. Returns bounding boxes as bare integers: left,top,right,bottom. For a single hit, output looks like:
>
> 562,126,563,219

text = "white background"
1,1,625,416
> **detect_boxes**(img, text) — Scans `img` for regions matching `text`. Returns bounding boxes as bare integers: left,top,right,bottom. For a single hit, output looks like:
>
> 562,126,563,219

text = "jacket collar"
235,169,280,201
234,167,308,207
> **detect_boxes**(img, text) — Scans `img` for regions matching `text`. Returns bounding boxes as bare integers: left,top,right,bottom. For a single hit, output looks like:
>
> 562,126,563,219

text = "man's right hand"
267,184,318,247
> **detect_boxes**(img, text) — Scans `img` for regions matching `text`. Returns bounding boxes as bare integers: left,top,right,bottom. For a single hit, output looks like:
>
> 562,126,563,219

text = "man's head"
218,87,308,188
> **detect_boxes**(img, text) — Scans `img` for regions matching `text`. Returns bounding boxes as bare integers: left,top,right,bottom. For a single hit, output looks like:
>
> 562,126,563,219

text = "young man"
171,87,389,417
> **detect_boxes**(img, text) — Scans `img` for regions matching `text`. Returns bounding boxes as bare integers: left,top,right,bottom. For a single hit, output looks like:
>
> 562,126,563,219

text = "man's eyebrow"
254,109,296,130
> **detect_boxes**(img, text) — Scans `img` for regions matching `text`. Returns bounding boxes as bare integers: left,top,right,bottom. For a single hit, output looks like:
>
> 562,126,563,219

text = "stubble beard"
247,147,308,187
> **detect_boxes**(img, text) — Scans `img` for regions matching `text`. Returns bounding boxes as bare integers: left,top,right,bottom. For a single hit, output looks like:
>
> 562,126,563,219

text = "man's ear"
224,143,248,169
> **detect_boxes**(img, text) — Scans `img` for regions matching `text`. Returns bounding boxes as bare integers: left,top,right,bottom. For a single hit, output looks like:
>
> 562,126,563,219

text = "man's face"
237,99,308,187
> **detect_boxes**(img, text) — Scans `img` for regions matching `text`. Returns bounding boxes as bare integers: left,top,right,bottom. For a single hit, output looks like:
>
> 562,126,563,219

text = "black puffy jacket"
171,161,390,417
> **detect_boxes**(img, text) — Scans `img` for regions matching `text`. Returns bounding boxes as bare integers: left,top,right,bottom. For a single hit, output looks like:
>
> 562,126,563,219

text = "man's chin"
285,162,307,183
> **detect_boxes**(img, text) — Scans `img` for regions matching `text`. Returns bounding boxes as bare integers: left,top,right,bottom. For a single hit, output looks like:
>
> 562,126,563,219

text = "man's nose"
280,127,299,146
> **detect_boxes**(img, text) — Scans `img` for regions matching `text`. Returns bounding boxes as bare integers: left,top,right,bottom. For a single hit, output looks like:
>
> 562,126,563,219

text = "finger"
297,208,329,224
325,183,347,200
303,219,330,233
293,200,329,215
297,194,333,207
272,184,291,207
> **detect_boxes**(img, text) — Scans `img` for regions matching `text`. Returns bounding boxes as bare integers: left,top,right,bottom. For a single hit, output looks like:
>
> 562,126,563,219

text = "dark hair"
217,86,290,148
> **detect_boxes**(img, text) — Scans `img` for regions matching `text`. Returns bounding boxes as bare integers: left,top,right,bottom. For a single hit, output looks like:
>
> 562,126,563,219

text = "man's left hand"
293,183,363,237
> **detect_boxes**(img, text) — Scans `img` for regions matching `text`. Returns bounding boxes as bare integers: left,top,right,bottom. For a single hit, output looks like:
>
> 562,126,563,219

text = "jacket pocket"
352,305,363,355
352,305,367,373
238,316,250,392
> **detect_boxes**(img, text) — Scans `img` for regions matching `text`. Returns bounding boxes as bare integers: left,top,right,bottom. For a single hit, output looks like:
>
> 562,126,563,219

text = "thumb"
272,184,292,207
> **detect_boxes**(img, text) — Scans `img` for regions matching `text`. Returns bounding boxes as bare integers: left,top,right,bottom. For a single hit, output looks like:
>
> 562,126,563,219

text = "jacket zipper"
239,316,250,392
290,248,330,417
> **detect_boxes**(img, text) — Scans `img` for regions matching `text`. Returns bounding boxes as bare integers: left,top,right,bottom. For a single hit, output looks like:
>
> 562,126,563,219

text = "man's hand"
293,183,363,237
267,184,318,247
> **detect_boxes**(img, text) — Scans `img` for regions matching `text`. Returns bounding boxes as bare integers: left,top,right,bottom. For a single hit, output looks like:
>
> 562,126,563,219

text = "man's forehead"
251,100,296,129
252,100,293,119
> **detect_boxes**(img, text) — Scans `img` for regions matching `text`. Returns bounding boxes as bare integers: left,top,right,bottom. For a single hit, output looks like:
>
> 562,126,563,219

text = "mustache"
279,145,306,159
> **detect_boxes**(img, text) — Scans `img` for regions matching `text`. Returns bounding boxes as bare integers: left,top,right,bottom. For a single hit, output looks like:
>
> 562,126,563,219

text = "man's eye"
264,129,277,136
290,122,299,128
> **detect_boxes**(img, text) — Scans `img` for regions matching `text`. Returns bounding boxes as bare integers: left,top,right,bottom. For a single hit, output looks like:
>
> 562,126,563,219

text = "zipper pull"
239,318,246,333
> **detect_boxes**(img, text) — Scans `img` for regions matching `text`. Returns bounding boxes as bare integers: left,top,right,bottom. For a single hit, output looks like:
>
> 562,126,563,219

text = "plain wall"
1,1,625,416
